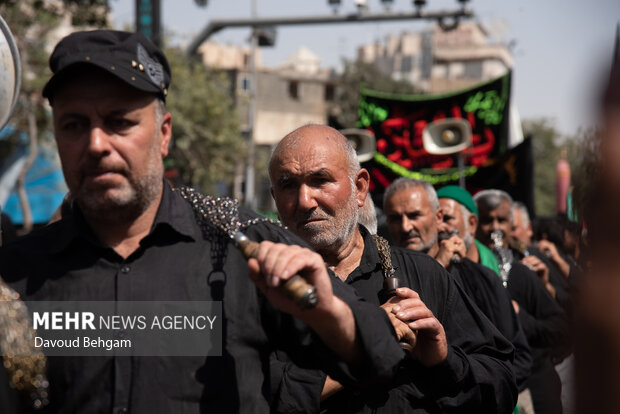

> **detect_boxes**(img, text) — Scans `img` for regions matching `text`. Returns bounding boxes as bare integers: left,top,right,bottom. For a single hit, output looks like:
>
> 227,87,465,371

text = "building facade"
357,22,513,93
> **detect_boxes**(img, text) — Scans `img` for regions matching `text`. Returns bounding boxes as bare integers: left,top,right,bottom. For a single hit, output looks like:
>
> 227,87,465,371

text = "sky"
109,0,620,137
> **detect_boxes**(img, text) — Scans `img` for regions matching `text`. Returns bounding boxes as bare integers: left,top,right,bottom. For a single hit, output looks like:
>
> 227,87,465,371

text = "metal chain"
0,279,49,408
372,234,396,279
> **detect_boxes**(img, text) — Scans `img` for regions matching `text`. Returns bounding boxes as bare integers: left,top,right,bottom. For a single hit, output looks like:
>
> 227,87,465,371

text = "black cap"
43,30,171,104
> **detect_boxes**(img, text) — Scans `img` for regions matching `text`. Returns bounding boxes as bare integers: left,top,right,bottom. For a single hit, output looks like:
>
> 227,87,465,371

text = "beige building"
197,42,334,146
197,42,335,208
357,22,513,93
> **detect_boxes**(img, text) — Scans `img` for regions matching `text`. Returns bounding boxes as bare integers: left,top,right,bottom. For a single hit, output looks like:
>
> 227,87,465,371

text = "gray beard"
75,160,163,224
302,192,360,254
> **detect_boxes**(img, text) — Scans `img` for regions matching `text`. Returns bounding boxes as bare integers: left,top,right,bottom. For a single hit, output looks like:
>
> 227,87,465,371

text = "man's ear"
435,207,444,227
355,168,370,207
468,213,478,234
159,111,172,158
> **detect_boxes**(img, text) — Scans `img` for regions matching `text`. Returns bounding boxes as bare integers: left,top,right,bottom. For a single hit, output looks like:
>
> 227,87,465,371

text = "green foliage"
165,48,244,194
522,118,563,216
522,118,583,217
330,58,422,128
566,126,602,224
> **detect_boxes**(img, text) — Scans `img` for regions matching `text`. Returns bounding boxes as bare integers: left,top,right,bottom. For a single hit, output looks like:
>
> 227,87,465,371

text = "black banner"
359,72,512,194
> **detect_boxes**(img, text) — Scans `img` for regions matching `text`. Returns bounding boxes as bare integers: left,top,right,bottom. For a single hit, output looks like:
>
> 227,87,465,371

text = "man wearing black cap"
0,30,406,413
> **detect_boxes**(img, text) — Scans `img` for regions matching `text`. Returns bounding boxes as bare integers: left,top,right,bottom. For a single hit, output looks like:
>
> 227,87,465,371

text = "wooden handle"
237,237,318,310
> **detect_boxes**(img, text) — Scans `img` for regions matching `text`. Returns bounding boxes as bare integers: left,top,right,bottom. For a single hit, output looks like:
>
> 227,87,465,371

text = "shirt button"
120,265,131,274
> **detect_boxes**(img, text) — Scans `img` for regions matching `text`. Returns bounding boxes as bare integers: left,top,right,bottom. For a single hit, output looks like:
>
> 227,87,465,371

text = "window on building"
239,75,250,92
289,80,299,100
401,55,414,73
463,60,483,79
324,84,335,101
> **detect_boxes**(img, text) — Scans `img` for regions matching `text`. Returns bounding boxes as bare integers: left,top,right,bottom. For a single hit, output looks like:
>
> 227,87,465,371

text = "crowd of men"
0,29,583,413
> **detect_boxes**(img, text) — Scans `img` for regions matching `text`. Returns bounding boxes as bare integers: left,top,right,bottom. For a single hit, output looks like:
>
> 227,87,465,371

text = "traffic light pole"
187,8,473,56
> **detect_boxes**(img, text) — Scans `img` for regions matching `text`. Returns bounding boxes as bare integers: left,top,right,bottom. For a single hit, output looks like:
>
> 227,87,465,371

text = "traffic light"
136,0,161,47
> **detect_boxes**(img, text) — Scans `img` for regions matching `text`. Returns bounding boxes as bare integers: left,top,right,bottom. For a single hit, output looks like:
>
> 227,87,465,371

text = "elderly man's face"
384,186,438,252
52,70,171,220
511,208,532,246
439,198,475,249
270,129,363,252
476,200,512,249
438,198,467,236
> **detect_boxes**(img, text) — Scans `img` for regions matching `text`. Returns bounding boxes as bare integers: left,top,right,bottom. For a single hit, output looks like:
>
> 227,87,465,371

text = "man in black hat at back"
0,30,406,413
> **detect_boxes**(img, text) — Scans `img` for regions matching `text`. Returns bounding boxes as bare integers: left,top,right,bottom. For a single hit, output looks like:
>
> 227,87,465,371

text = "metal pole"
187,8,474,56
458,151,465,188
245,0,258,209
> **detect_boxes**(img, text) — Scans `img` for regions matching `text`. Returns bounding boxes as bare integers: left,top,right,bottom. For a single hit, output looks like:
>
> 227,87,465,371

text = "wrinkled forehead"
479,199,511,219
439,198,463,217
387,186,429,212
272,136,348,176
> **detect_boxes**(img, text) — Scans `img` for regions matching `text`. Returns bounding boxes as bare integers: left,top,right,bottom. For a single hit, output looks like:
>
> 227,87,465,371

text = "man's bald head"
268,124,370,255
269,124,360,184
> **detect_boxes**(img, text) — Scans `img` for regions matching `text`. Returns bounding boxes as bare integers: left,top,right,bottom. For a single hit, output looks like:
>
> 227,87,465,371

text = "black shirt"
0,183,405,413
506,261,569,365
449,259,532,392
272,227,518,414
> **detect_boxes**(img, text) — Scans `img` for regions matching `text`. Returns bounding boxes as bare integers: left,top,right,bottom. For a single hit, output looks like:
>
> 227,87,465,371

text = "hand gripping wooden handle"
383,276,415,352
234,232,318,310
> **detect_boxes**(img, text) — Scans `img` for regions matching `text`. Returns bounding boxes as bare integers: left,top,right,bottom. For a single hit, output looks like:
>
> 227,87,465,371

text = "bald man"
268,124,517,413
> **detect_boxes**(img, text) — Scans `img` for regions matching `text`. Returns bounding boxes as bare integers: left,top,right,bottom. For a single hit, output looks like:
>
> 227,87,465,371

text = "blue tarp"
3,154,66,225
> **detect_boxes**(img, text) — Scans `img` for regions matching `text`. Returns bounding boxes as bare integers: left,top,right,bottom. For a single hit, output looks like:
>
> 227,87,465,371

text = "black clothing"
272,227,517,414
0,183,405,413
449,259,532,392
506,262,570,414
507,262,569,364
1,212,17,244
526,246,574,318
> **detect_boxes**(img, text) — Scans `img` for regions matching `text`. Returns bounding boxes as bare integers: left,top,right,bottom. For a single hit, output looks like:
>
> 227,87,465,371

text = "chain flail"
0,279,49,408
372,234,396,279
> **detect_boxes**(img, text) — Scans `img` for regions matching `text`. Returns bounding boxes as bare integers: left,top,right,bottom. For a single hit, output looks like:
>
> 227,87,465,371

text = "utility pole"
245,0,258,210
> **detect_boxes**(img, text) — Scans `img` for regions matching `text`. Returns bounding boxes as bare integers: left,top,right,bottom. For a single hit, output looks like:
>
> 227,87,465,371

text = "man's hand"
522,255,549,284
387,287,448,367
247,241,335,318
247,241,359,363
522,255,556,298
537,239,571,278
435,234,466,269
381,297,417,350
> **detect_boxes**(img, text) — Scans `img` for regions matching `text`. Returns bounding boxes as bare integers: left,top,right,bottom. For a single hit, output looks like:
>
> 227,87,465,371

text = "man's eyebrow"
277,174,294,185
56,112,87,123
309,169,331,177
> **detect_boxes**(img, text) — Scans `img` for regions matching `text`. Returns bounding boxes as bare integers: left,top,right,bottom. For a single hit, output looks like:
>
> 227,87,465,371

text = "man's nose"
297,184,318,211
491,219,501,231
88,127,112,156
438,220,450,233
400,215,413,233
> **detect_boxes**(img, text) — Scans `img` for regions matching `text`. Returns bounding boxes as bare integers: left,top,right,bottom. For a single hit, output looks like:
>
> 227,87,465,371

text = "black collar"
345,225,383,283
